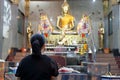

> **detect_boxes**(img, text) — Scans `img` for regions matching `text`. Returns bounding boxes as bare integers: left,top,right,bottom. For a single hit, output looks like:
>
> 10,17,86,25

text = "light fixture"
93,0,96,2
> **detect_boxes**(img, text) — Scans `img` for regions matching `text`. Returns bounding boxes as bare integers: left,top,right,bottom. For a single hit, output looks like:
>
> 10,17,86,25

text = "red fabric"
44,33,48,37
81,33,85,38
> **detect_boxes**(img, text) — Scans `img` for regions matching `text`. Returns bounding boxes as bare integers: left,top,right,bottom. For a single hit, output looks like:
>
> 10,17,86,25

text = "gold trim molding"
25,0,30,17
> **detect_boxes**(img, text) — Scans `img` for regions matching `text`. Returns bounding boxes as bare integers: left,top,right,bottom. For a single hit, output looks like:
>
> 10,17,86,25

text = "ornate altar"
35,0,92,55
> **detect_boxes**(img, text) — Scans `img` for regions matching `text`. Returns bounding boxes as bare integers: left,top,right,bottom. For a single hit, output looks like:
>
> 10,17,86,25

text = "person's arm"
51,76,57,80
50,59,59,77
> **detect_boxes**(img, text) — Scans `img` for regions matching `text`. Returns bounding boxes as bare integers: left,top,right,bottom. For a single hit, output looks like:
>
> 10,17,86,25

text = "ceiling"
30,0,63,1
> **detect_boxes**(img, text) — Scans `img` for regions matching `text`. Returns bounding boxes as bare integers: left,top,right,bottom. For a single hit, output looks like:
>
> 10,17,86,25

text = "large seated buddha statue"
57,0,75,31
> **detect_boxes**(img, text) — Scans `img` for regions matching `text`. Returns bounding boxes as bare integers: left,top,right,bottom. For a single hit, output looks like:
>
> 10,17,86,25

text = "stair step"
96,61,116,64
13,59,21,62
16,52,26,57
111,68,120,71
111,70,120,75
14,57,24,60
96,53,113,57
111,65,119,68
96,59,116,64
96,53,120,75
12,52,27,62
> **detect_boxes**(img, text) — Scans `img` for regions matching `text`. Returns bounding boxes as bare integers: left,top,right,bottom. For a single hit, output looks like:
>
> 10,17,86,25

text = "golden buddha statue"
27,22,33,47
57,0,75,31
98,23,104,49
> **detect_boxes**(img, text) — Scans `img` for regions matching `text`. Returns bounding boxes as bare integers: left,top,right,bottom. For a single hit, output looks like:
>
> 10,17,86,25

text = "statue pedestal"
48,30,82,46
52,30,77,35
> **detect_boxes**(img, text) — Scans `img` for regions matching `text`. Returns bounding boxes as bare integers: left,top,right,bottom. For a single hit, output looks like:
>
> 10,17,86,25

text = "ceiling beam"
30,0,64,1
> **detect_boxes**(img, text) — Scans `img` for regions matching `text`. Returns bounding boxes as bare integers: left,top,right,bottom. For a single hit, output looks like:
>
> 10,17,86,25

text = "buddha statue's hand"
63,25,72,31
64,25,68,29
58,27,62,31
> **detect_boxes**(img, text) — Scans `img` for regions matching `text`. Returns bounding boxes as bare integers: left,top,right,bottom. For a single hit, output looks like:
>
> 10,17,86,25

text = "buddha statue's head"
62,0,69,14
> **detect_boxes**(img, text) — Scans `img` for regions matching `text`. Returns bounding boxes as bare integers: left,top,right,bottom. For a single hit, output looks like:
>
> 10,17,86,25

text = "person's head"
30,33,45,56
62,0,69,14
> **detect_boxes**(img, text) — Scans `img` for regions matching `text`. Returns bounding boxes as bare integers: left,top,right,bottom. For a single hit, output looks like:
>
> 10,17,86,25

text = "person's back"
15,33,59,80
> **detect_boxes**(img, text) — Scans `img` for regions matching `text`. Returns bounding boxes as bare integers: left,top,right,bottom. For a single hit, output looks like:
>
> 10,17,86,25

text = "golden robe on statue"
57,0,74,31
58,14,74,29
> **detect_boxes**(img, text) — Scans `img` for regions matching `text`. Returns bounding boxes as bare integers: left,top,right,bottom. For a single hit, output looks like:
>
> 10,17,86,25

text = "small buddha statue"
57,0,75,31
98,23,104,49
27,22,33,47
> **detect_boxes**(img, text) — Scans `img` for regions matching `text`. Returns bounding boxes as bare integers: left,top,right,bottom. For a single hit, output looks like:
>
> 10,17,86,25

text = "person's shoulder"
42,55,51,59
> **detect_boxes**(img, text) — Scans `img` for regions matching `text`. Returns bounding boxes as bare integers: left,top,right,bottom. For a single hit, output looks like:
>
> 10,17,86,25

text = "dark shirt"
15,54,59,80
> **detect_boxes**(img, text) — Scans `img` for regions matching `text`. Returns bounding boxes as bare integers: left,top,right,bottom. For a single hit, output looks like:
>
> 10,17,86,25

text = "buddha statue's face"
62,6,69,14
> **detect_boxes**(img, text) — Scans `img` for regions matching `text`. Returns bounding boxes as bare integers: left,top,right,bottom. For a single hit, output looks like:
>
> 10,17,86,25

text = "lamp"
93,0,96,2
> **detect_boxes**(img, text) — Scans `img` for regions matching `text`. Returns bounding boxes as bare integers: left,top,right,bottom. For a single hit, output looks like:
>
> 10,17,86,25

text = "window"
108,11,113,35
17,10,25,34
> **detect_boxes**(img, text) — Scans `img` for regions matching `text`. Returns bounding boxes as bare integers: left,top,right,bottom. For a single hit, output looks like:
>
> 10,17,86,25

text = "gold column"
25,0,30,17
111,0,118,6
103,0,109,17
24,0,30,48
